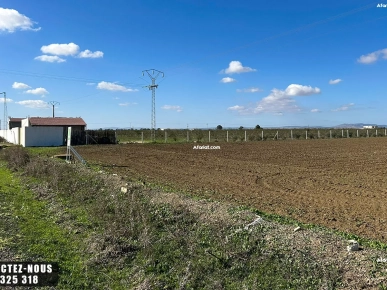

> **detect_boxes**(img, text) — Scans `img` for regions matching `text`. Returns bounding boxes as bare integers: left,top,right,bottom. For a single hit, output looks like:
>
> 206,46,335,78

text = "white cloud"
15,100,50,109
357,48,387,64
236,87,262,93
229,84,321,115
0,8,40,32
161,105,182,112
227,105,245,111
86,82,95,86
284,84,321,96
220,77,236,83
34,55,66,63
329,79,342,85
25,87,49,96
0,98,13,103
220,61,257,74
41,42,80,56
12,82,31,89
118,102,137,106
311,109,321,113
332,103,354,112
78,49,103,58
97,81,138,92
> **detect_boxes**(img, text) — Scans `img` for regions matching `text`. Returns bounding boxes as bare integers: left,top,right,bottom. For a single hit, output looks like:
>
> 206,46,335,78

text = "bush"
2,146,30,171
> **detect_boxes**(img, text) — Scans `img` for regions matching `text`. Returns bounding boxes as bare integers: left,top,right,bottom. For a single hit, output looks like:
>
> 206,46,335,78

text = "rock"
121,187,128,193
244,216,264,230
347,240,359,252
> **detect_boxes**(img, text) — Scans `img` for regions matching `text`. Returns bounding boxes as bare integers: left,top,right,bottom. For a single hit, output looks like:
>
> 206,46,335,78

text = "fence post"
357,130,359,137
342,129,344,138
347,130,349,138
227,130,228,142
376,129,378,137
261,130,264,141
277,131,279,140
141,132,144,143
318,130,320,138
330,130,332,139
291,129,293,140
187,130,189,142
306,130,308,140
165,131,167,143
245,130,247,141
367,130,369,137
209,130,211,142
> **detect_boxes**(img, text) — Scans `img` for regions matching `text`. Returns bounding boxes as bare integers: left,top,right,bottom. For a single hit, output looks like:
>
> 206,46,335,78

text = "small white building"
363,125,376,129
1,117,86,147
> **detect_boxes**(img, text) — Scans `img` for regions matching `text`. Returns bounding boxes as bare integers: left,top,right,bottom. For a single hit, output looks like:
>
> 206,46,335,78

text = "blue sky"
0,0,386,129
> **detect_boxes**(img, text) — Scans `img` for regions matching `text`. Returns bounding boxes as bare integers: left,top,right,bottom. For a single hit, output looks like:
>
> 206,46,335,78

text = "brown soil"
77,138,387,242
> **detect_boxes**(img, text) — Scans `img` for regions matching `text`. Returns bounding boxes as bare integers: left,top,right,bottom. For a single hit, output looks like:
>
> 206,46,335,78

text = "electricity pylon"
0,92,7,131
48,101,60,117
142,69,164,142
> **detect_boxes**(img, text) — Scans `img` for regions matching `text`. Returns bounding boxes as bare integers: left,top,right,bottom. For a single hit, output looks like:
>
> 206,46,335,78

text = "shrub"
2,146,30,171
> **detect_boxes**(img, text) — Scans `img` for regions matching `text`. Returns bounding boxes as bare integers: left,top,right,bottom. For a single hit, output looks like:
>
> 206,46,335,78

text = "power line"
142,69,164,141
0,68,145,86
160,2,380,79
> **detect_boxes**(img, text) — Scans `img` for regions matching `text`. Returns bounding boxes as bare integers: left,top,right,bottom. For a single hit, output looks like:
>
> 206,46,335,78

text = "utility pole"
142,69,164,142
0,92,7,131
48,101,60,118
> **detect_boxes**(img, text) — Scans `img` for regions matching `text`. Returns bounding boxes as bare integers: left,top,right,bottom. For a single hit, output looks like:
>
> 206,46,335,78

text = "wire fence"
114,128,387,143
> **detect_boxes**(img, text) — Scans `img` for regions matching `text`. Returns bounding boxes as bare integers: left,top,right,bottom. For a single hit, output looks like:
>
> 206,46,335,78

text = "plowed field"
77,138,387,242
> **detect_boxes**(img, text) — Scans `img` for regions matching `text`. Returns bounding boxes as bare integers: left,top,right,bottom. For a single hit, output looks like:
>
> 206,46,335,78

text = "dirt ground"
76,138,387,242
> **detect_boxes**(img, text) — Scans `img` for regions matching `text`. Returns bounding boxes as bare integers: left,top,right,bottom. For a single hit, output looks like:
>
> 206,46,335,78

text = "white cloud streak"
0,8,40,32
311,109,321,113
228,84,321,115
236,87,262,93
97,81,138,92
331,103,354,112
78,50,103,58
0,98,13,103
161,105,182,112
220,61,257,74
329,79,342,85
118,102,137,106
220,77,236,83
41,42,80,56
12,82,31,89
227,105,245,111
25,87,49,96
34,55,66,63
15,100,50,109
357,48,387,64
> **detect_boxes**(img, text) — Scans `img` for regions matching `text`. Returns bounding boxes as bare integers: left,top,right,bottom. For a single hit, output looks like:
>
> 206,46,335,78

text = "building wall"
21,126,64,147
22,118,29,127
0,128,19,144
